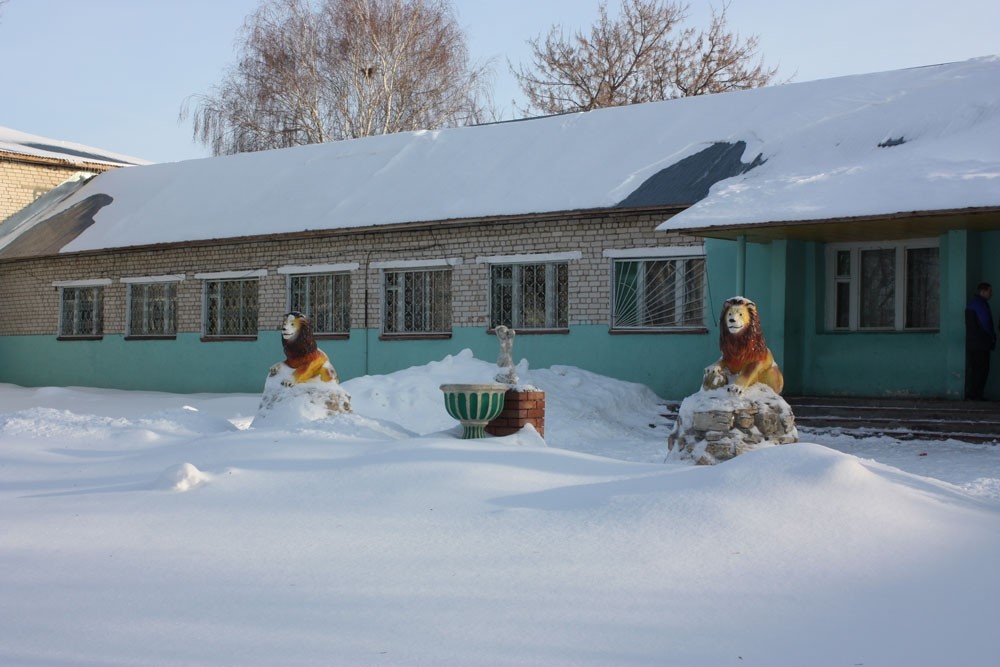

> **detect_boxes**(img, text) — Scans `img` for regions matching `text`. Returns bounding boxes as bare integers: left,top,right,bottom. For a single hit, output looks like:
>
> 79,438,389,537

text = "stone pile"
667,384,797,465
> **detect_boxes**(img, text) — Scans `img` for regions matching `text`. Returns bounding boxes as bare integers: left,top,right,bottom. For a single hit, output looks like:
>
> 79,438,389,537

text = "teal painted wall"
0,334,287,394
706,229,1000,399
800,233,962,398
969,230,1000,399
0,325,719,400
703,237,791,384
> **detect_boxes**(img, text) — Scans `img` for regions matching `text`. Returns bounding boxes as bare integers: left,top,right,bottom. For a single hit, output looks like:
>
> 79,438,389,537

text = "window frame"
487,262,570,333
279,264,357,339
54,279,110,340
606,247,708,333
824,238,940,332
196,270,266,341
376,259,456,339
122,275,183,340
477,251,580,334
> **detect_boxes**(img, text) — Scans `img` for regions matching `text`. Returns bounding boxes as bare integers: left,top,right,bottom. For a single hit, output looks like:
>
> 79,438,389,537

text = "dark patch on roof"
877,136,906,148
21,141,136,165
0,194,113,259
615,141,765,208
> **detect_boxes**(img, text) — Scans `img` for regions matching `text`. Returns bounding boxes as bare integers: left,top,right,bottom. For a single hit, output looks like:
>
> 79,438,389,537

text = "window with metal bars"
127,282,178,337
382,268,451,335
827,239,939,331
203,278,259,337
489,263,569,330
288,273,351,335
611,257,706,330
59,286,104,337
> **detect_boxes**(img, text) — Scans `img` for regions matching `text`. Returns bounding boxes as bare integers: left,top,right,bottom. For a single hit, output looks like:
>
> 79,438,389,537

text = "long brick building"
1,57,998,400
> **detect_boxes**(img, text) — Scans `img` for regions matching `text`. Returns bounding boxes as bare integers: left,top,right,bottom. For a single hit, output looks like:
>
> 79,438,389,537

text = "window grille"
490,263,569,330
905,247,940,329
859,248,895,328
289,273,351,334
611,257,705,329
827,240,939,331
59,286,104,337
127,282,177,337
382,268,451,335
204,279,259,337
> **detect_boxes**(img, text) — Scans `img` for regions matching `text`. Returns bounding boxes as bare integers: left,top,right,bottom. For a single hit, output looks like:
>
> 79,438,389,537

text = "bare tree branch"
512,0,780,115
181,0,493,155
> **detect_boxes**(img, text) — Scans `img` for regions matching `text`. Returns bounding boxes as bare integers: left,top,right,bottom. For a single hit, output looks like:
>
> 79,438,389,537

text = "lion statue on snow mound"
269,312,338,386
702,296,784,394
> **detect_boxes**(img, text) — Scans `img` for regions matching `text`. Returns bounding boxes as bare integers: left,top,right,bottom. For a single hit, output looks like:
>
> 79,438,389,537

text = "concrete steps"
661,396,1000,444
785,396,1000,444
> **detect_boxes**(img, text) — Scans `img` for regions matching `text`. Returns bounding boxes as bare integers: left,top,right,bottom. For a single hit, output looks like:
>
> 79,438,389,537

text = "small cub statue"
702,296,784,394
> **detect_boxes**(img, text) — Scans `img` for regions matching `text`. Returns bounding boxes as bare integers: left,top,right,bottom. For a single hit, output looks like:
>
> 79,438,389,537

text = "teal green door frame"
736,234,746,295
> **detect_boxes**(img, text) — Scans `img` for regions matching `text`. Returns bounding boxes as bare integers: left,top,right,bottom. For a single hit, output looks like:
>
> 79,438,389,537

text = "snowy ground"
1,349,998,666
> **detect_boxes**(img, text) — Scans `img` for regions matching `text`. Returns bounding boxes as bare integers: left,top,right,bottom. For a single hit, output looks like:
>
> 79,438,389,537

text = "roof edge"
0,149,128,172
675,206,1000,242
1,204,689,265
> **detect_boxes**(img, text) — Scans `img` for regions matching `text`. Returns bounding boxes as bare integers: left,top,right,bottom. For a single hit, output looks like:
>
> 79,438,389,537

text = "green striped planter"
440,384,509,439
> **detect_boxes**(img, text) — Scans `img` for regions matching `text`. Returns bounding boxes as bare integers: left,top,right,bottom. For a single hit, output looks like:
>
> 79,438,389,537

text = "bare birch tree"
181,0,492,155
512,0,779,115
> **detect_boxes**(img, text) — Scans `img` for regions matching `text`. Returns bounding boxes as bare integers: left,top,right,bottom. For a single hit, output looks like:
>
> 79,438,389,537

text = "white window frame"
54,279,110,339
825,238,940,332
196,270,266,339
487,262,570,331
606,247,707,331
379,263,453,337
478,252,578,332
122,275,184,338
283,269,353,336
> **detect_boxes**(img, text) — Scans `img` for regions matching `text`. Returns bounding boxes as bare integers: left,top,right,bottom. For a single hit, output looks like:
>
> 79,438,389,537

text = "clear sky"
1,0,997,164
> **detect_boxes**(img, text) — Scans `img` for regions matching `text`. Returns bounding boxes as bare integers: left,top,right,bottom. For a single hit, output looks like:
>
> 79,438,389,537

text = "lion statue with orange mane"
702,296,784,394
256,312,351,422
668,296,795,464
270,312,338,386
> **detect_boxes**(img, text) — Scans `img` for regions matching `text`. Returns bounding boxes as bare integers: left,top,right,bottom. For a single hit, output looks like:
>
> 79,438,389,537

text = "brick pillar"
487,389,545,437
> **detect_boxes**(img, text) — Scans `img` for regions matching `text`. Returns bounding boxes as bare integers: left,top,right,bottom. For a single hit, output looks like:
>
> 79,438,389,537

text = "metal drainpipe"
736,234,747,296
363,249,374,376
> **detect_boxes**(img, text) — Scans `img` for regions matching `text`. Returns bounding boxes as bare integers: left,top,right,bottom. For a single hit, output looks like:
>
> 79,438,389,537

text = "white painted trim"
823,237,940,332
194,269,267,280
120,274,186,284
52,278,112,287
476,251,583,264
603,246,704,259
277,263,360,275
371,258,462,270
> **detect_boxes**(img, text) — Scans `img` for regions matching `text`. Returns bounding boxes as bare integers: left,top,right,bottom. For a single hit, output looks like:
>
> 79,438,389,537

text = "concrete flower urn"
440,383,508,439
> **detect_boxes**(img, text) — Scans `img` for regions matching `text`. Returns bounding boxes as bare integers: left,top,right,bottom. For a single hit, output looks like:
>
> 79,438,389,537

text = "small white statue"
494,325,518,385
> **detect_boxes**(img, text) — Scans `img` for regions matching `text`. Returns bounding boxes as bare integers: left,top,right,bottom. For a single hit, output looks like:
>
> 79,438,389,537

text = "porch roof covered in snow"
669,206,1000,244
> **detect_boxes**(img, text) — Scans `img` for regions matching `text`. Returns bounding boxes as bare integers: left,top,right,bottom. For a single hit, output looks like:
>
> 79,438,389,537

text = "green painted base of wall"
705,231,1000,401
0,327,719,400
805,332,953,398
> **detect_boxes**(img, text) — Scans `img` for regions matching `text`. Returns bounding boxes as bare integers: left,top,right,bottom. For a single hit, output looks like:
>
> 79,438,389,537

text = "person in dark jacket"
965,282,996,400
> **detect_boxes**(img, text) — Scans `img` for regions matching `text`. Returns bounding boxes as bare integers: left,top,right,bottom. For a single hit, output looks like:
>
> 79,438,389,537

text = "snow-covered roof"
0,126,150,169
4,55,1000,256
